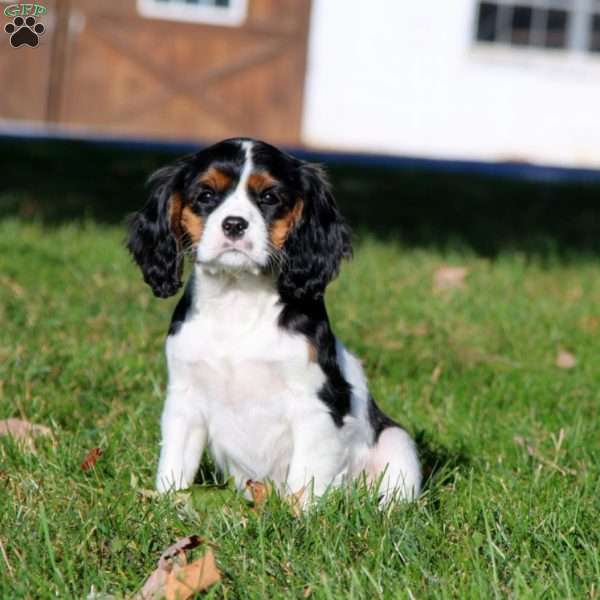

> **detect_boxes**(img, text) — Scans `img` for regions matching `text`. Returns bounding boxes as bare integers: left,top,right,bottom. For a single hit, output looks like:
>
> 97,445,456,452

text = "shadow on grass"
2,137,600,258
193,457,225,487
415,429,471,496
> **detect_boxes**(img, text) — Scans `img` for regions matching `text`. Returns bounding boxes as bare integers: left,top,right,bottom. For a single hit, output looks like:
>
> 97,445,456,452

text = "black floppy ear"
127,164,185,298
278,162,352,301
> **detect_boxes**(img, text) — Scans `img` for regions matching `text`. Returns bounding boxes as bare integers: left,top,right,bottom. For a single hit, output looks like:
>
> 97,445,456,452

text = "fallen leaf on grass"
555,350,577,369
157,536,205,569
137,538,190,595
165,550,220,600
81,448,103,471
246,480,307,516
0,418,52,451
133,535,221,600
246,480,271,508
433,266,469,292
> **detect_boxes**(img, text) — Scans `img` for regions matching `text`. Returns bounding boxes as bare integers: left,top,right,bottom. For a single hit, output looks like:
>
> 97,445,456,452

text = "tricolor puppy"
127,138,421,504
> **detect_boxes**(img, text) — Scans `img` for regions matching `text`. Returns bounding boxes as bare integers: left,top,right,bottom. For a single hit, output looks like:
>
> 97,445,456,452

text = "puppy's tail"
367,425,422,503
365,396,421,503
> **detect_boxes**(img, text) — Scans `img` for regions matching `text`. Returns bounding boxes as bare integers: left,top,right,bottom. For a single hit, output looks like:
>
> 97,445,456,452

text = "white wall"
302,0,600,168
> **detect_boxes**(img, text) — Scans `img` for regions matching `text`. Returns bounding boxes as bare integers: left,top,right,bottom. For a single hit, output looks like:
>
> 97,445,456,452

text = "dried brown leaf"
81,448,103,471
432,266,468,292
165,549,221,600
135,565,169,600
246,480,307,515
555,350,576,369
0,418,52,451
157,536,204,571
246,480,271,508
133,536,218,600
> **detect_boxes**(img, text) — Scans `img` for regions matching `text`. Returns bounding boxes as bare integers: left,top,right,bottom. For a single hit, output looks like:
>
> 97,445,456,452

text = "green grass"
1,217,599,599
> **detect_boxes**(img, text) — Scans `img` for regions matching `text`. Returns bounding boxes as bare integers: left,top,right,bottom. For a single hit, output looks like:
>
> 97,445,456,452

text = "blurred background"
2,0,600,253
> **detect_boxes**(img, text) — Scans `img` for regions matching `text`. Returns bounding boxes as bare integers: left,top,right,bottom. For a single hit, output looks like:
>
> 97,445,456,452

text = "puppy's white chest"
165,288,325,482
170,315,323,408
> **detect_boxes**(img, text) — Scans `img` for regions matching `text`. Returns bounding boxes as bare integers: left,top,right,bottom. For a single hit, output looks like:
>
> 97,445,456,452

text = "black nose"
222,216,249,239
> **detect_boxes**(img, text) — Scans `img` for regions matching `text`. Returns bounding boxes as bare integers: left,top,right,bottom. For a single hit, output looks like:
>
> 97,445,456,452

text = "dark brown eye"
198,189,215,203
260,190,278,205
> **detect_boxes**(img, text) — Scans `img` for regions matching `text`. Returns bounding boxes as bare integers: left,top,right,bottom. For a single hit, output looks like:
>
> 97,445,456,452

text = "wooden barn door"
52,0,311,145
0,0,58,123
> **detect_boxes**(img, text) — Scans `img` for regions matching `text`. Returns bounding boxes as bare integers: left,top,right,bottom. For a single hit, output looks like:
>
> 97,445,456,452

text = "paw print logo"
4,16,45,48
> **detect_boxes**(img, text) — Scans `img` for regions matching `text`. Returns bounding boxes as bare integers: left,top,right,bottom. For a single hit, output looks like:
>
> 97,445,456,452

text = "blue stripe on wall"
2,126,600,184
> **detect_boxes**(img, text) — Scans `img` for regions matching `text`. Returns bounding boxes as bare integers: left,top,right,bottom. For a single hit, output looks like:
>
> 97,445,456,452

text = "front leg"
156,399,207,493
286,409,348,503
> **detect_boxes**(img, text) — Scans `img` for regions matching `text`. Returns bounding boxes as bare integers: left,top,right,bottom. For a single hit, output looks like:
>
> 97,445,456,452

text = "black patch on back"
367,394,402,441
279,298,351,427
168,282,192,336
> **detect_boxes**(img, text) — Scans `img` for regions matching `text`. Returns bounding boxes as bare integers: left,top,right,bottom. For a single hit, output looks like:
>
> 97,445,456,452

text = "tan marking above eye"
248,171,279,194
198,167,232,192
269,199,304,249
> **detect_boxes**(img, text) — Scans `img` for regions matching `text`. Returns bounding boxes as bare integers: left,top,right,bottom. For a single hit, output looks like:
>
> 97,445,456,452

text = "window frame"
137,0,248,27
472,0,600,54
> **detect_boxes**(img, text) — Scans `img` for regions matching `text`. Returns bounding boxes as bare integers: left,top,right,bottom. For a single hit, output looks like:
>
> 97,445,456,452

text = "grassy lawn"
1,216,599,599
1,139,599,598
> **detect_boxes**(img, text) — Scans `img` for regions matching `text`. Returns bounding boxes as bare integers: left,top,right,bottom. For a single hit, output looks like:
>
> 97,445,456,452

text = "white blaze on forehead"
215,140,255,219
239,140,254,185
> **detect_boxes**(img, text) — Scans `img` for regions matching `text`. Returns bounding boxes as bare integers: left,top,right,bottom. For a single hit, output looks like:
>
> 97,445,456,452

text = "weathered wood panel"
0,0,56,122
57,0,311,144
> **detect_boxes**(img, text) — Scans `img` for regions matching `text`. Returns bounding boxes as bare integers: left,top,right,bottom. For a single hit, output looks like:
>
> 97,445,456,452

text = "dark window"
474,2,594,53
511,6,533,46
590,13,600,51
477,2,499,42
545,9,569,48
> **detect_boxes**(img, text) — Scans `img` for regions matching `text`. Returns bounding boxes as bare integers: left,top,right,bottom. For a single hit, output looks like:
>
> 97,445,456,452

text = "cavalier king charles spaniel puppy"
127,138,421,505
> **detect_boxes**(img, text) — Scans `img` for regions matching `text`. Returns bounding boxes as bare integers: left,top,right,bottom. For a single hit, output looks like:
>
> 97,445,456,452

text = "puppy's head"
127,138,352,300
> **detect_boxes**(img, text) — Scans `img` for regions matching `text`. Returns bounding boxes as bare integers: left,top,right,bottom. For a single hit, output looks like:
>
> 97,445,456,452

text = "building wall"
0,0,311,145
302,0,600,168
